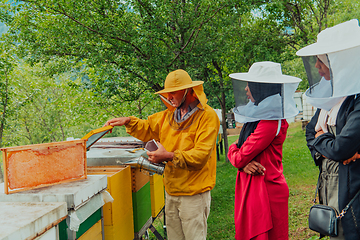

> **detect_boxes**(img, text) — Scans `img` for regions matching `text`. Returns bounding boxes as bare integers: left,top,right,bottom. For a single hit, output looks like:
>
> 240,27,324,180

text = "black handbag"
309,204,339,236
308,173,360,236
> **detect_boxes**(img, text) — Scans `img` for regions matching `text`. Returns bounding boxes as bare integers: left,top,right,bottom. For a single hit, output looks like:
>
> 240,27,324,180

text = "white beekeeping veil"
229,61,301,123
296,19,360,111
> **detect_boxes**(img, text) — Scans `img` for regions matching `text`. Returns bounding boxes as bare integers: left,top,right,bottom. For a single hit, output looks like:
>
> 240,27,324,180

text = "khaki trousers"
165,191,211,240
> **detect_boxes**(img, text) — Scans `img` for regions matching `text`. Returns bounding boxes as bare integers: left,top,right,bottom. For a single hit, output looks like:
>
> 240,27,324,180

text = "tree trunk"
210,60,231,162
220,90,230,162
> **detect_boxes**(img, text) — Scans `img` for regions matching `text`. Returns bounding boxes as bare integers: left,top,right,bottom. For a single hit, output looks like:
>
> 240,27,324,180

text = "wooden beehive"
87,166,134,240
131,168,152,236
150,174,165,218
1,139,87,194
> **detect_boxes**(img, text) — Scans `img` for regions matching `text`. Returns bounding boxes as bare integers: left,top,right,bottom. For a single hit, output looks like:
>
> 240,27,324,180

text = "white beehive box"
0,202,67,240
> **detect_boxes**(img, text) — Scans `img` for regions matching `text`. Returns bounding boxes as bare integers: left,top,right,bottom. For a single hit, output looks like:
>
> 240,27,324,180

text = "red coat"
228,119,289,240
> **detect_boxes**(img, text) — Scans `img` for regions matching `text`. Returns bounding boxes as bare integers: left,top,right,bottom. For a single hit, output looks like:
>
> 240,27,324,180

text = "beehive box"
131,168,152,238
1,139,87,194
0,175,108,240
0,202,67,240
87,166,134,240
150,174,165,218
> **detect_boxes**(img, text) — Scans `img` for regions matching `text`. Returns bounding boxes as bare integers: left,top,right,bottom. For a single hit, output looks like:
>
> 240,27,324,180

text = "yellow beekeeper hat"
155,69,203,94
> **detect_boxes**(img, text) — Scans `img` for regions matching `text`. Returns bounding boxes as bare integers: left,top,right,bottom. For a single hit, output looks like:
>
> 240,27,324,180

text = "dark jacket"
306,95,360,239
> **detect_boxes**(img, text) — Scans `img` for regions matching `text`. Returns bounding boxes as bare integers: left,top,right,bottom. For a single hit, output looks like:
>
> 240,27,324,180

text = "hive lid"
86,148,146,166
82,125,114,150
0,202,67,240
0,175,107,210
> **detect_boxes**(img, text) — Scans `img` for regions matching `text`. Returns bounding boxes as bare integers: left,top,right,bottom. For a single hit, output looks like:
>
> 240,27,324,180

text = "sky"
0,22,8,36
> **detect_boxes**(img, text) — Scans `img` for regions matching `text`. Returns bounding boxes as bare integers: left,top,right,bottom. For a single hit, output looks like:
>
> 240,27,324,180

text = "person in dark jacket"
297,19,360,239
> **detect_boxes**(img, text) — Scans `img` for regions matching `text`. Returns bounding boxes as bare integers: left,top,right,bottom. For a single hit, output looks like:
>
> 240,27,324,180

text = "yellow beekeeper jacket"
125,85,220,196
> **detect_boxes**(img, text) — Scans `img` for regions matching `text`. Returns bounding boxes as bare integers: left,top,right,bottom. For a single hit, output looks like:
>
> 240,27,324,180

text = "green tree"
3,0,253,161
3,61,111,146
0,42,15,148
3,0,357,163
0,41,16,182
5,0,237,91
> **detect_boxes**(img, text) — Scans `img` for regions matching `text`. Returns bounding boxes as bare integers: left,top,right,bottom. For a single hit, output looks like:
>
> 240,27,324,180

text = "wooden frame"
1,139,87,194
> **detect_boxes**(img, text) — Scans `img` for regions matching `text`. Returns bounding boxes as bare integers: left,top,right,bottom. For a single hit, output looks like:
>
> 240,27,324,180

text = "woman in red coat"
228,61,301,239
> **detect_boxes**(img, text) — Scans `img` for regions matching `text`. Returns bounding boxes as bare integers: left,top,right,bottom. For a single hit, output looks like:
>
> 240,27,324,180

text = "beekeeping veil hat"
296,19,360,110
155,69,207,111
229,61,301,123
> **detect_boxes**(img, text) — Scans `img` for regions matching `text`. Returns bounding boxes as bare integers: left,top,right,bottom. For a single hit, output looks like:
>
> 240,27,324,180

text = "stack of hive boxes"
0,139,109,240
86,137,165,239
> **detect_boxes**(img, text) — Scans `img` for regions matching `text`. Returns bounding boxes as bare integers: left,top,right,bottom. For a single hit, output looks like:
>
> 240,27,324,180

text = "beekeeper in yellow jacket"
104,69,220,240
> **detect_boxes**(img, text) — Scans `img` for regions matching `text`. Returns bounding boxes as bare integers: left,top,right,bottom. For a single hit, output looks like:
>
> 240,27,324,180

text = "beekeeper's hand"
242,160,266,176
147,142,174,164
343,152,360,165
315,130,325,138
104,117,131,130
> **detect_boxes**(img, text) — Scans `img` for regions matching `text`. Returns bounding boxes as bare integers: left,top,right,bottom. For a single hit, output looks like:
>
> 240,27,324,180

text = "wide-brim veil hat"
155,69,204,94
230,61,301,84
229,61,301,123
156,69,207,110
296,19,360,109
296,19,360,56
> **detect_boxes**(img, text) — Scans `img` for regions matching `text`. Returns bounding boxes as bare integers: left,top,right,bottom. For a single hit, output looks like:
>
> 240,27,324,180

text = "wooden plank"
3,149,8,194
83,141,87,180
0,139,86,152
5,176,87,194
150,174,165,218
77,220,102,240
87,166,126,174
131,168,149,192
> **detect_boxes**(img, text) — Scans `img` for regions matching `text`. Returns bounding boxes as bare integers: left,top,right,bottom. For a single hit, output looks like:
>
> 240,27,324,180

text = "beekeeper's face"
315,57,331,80
167,89,187,108
245,83,255,103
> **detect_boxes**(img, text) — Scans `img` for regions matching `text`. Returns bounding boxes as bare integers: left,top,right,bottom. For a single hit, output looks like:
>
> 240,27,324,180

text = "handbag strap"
313,170,360,219
339,187,360,218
